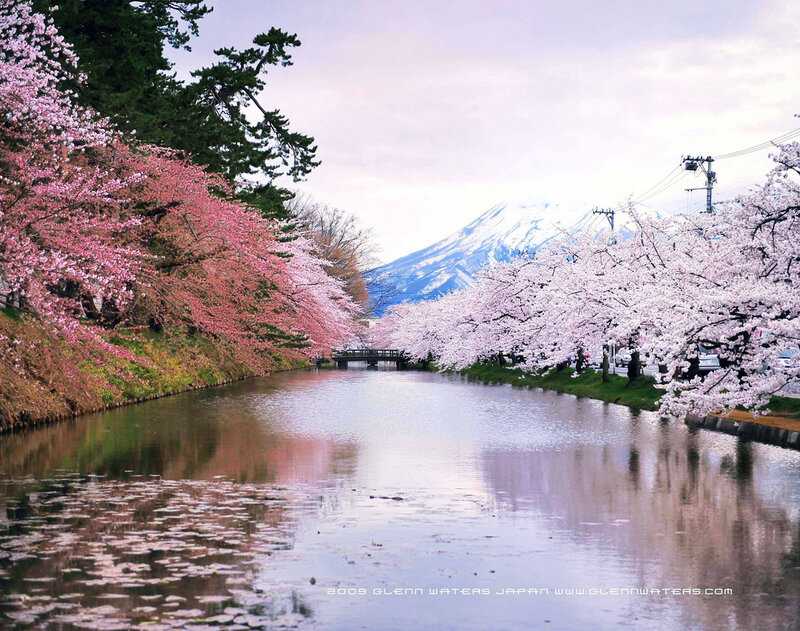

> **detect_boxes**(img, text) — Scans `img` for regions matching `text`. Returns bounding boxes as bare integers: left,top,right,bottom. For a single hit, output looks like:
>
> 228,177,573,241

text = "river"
1,369,800,630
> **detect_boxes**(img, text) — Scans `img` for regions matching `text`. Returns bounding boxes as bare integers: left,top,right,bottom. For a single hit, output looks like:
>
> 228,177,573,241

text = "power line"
631,164,682,202
714,127,800,160
596,123,800,222
633,169,687,204
626,124,800,209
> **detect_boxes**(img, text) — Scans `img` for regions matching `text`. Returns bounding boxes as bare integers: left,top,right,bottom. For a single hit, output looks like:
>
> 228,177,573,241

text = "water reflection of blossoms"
481,410,800,631
0,476,318,628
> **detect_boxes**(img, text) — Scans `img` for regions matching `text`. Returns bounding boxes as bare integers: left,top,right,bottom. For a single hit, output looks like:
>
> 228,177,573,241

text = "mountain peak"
366,201,593,315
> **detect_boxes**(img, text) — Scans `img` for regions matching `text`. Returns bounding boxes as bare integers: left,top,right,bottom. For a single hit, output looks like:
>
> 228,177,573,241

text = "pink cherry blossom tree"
126,147,360,369
0,0,140,337
1,1,361,369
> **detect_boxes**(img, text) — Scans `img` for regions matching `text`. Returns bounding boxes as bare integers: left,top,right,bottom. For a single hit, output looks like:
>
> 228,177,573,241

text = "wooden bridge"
331,348,409,369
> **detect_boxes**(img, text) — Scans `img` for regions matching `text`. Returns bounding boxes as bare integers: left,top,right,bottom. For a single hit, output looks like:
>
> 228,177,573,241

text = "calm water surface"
2,369,800,630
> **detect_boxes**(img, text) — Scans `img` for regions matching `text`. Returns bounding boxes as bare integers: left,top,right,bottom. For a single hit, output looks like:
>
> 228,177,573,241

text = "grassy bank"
0,308,304,432
762,395,800,417
461,363,662,410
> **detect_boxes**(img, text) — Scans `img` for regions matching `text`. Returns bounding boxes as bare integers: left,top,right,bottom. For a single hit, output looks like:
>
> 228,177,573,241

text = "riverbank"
461,363,662,410
460,363,800,437
0,308,304,432
686,413,800,450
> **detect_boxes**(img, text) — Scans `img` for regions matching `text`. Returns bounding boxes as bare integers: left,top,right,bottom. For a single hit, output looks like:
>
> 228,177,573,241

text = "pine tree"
33,0,318,219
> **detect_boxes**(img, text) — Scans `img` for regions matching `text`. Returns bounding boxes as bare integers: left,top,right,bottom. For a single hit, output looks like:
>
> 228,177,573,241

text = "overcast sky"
170,0,800,262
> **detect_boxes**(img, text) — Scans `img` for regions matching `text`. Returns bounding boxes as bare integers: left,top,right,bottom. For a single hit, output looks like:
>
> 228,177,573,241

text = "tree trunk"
627,350,641,382
148,317,163,333
575,347,586,374
685,355,699,381
602,345,610,383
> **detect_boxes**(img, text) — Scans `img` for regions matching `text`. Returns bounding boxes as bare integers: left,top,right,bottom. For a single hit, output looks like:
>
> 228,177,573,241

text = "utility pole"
593,206,617,377
682,155,716,213
592,206,615,231
592,207,616,244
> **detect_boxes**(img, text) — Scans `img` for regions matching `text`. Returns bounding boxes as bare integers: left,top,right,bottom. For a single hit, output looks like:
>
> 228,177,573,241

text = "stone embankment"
686,412,800,450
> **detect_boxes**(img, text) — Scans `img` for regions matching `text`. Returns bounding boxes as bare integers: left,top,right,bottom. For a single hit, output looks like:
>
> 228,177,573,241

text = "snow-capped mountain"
366,201,597,315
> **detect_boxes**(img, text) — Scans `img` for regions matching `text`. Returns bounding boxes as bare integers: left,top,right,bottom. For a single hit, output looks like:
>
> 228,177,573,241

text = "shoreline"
0,310,311,434
685,412,800,450
0,363,320,436
6,358,800,452
0,374,252,435
2,356,428,435
459,363,661,410
459,363,800,451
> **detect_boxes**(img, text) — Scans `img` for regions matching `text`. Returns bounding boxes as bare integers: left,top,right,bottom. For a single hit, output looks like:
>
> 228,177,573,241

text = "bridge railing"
331,348,406,360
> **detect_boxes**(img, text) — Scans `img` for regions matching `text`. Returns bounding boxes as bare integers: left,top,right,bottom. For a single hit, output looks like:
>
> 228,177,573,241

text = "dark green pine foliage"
33,0,319,220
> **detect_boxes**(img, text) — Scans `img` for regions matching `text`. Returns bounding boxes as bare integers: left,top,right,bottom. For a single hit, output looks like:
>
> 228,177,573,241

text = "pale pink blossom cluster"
281,235,363,353
0,0,136,336
375,145,800,417
0,0,105,143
